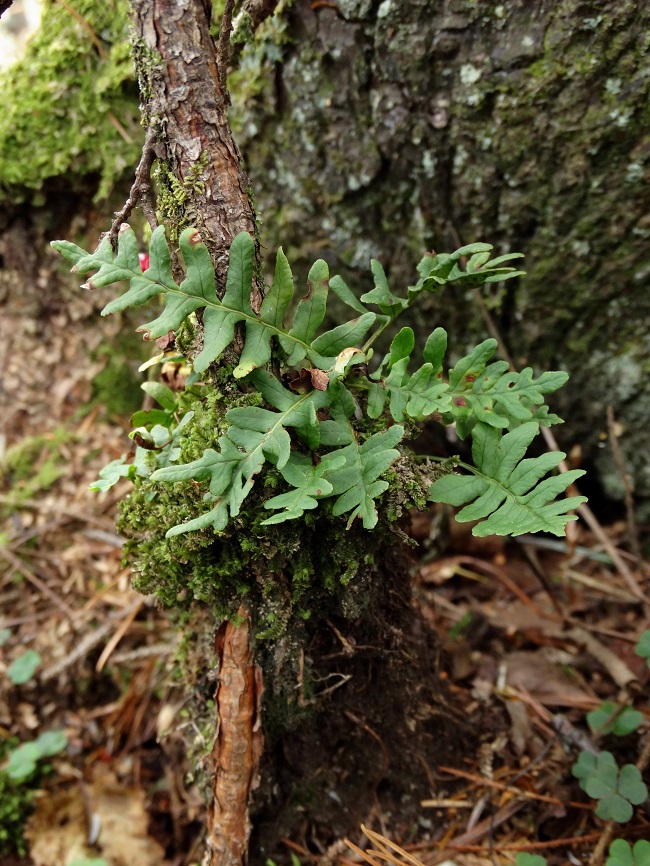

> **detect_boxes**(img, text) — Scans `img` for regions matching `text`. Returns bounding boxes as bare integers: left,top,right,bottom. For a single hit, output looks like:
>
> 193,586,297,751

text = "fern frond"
445,339,568,436
52,227,376,378
261,452,346,524
428,422,586,537
152,370,332,536
325,424,404,529
367,327,451,421
408,244,525,300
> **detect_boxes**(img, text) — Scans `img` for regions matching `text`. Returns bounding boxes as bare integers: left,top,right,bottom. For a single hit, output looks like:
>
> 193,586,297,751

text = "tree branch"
230,0,281,68
203,607,263,866
108,126,158,251
217,0,236,96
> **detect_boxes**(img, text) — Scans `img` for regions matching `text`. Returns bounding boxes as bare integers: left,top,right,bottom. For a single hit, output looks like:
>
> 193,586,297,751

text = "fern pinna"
53,225,585,538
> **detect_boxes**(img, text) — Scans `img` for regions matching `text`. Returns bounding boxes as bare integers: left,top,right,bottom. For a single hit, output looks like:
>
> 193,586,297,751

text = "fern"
428,422,586,537
367,327,451,421
445,339,568,437
53,224,583,540
52,226,376,377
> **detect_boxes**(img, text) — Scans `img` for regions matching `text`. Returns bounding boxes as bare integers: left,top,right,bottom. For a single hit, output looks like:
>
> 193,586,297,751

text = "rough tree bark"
131,0,259,288
129,3,262,864
238,0,650,516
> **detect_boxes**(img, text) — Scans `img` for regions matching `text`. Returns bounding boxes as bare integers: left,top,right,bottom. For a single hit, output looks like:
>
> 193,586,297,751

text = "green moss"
0,768,35,856
0,0,142,203
153,152,209,243
115,373,422,642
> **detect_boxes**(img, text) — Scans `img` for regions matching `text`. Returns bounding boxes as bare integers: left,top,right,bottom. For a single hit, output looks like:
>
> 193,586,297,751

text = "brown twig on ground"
107,126,159,251
437,765,593,811
607,404,648,577
95,596,144,671
203,607,264,866
420,797,526,865
40,597,144,682
0,546,76,620
566,624,638,692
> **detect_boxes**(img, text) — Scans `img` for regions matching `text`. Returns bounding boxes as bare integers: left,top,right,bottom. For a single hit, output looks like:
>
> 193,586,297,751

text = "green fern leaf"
445,339,568,436
326,424,404,529
153,370,333,536
409,245,524,298
368,327,451,421
261,452,346,524
53,228,376,379
428,422,586,537
360,259,409,319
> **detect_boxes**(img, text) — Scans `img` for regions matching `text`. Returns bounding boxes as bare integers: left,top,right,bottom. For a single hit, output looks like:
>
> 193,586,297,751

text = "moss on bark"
0,0,142,204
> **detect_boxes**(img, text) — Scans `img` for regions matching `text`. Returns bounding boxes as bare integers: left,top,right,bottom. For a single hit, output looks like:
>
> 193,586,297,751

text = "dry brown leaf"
26,765,165,866
504,651,593,708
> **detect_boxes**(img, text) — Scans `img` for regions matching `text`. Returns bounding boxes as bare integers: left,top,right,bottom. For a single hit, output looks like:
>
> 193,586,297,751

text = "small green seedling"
635,631,650,669
572,750,648,823
5,730,68,781
515,854,547,866
587,702,644,737
606,839,650,866
7,650,41,685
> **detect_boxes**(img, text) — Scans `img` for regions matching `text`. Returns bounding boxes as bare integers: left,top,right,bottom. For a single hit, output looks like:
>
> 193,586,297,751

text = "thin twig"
230,0,281,67
217,0,236,95
0,547,76,620
40,597,144,682
420,798,525,865
607,404,647,576
95,596,144,671
437,765,593,811
567,625,638,691
108,126,159,250
52,0,106,59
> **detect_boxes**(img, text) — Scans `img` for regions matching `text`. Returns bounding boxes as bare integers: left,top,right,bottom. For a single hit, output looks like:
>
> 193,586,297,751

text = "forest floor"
1,272,649,866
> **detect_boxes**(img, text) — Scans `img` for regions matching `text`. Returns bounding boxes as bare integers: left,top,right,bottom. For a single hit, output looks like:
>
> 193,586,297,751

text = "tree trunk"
132,0,259,291
238,0,650,516
130,3,262,864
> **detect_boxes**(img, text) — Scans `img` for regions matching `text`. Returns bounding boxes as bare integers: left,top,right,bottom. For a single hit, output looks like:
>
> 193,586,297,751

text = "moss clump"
116,372,427,640
0,0,141,203
153,151,209,243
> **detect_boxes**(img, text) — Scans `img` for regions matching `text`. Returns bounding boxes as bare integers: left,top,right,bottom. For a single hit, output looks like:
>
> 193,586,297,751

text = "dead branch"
203,607,263,866
230,0,282,67
217,0,236,95
107,126,159,251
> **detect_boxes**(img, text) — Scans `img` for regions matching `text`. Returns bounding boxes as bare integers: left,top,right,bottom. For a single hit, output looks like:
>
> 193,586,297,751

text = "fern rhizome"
53,225,585,630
